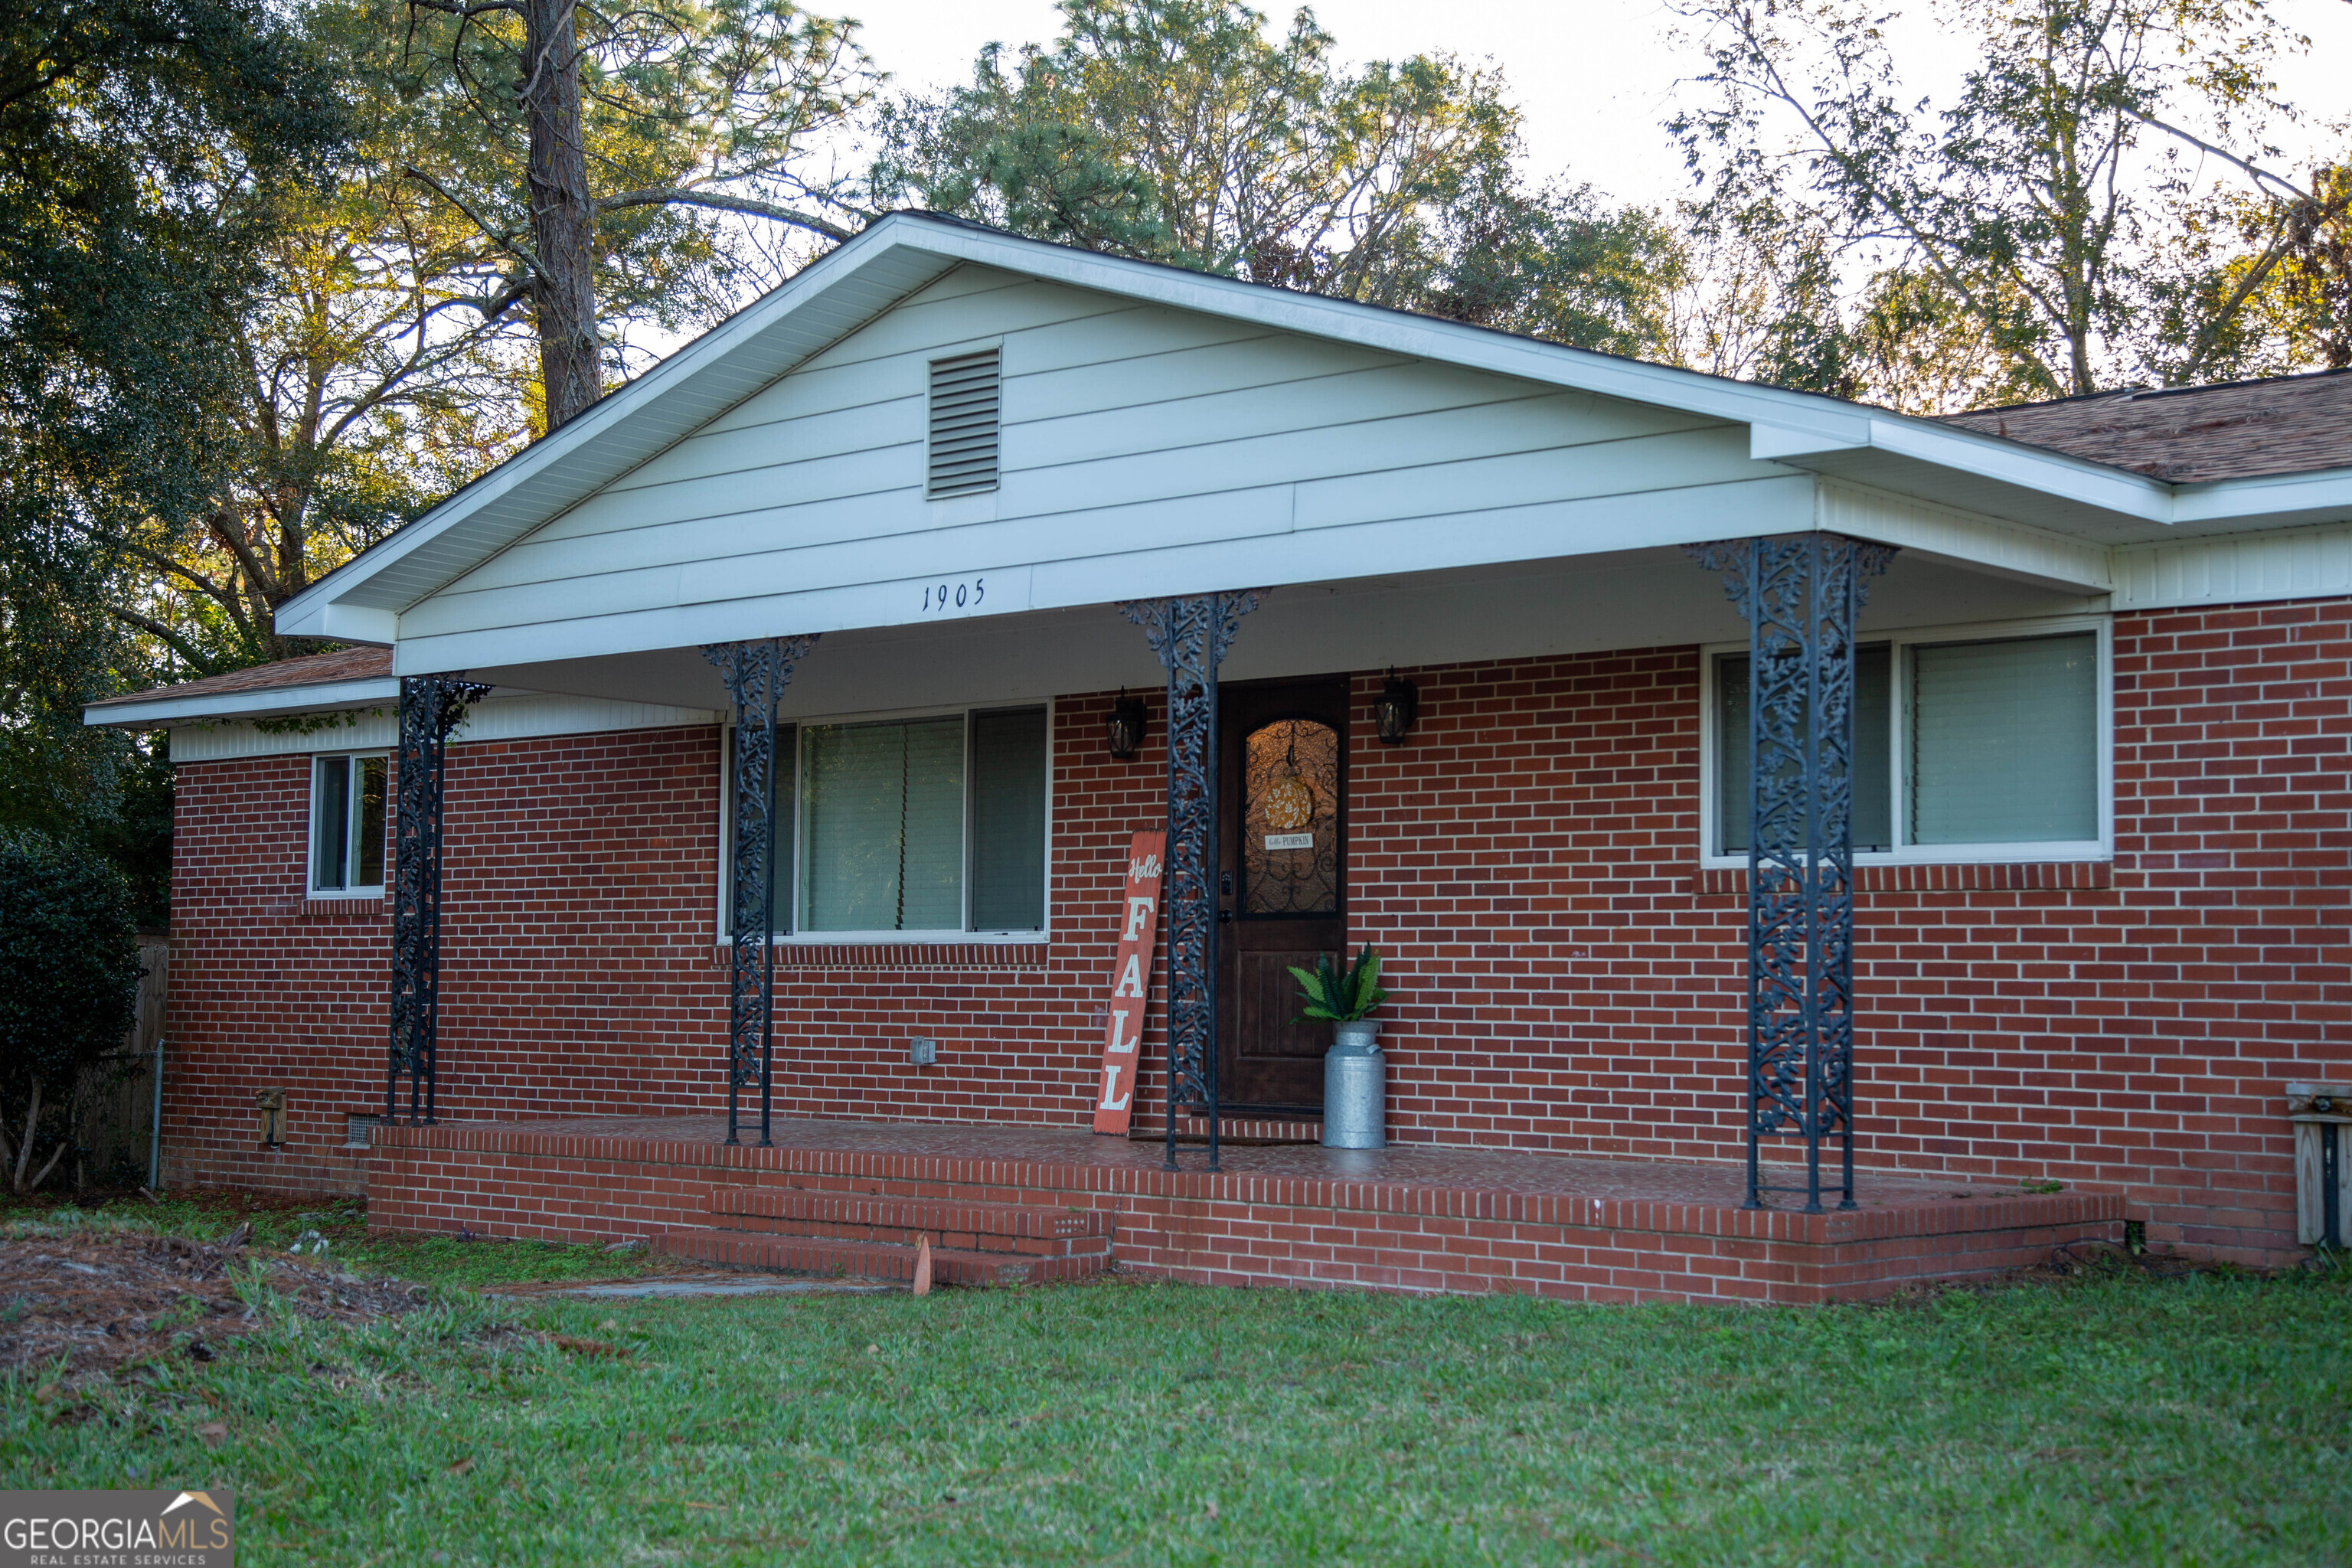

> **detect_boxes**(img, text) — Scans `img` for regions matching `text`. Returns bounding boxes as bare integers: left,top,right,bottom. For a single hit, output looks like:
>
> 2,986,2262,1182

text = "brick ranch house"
90,214,2352,1302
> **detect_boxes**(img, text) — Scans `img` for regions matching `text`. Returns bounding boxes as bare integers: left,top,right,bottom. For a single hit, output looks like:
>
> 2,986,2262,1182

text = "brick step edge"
656,1229,1107,1288
712,1214,1112,1258
707,1190,1111,1243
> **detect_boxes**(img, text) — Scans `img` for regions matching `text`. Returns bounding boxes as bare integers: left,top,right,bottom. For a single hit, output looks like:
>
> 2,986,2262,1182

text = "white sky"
841,0,2352,210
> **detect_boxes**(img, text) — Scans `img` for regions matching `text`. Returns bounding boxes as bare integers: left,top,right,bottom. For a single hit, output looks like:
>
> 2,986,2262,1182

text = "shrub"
0,829,142,1190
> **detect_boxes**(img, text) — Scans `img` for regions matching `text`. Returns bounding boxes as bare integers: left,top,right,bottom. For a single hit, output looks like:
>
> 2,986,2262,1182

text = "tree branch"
11,1083,38,1192
2131,110,2318,207
26,1135,68,1194
594,186,855,241
106,604,228,675
403,0,526,15
403,168,547,276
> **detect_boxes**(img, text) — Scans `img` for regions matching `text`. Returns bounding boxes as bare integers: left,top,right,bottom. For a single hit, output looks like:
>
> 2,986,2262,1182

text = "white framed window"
310,753,389,895
1699,615,2112,866
720,702,1051,942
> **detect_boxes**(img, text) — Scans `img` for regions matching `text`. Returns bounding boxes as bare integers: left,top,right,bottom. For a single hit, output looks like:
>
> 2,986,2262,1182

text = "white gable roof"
278,211,2352,657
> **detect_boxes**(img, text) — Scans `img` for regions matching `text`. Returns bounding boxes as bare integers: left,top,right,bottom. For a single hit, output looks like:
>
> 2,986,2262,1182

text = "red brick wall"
161,600,2352,1259
161,707,1171,1197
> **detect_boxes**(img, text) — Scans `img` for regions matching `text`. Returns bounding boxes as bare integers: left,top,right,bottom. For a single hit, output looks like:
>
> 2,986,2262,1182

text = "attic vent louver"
927,349,1001,498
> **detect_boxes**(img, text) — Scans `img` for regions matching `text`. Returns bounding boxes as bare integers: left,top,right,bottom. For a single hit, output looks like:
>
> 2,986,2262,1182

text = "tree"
2157,147,2352,379
873,0,1681,357
119,0,544,675
1664,195,1860,394
400,0,877,430
1670,0,2315,404
0,0,341,903
0,831,143,1193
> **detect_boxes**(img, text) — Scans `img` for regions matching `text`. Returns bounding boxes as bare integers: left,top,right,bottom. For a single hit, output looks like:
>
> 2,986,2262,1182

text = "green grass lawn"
4,1194,2347,1566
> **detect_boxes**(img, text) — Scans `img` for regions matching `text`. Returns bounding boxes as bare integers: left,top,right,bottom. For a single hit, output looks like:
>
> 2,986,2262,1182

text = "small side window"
312,753,388,894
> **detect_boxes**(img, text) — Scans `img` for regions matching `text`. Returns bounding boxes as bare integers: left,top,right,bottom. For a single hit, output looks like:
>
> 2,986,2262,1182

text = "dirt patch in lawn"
0,1228,431,1375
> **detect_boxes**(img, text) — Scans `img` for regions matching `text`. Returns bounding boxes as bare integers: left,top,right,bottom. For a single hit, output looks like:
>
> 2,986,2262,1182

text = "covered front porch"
368,531,2102,1216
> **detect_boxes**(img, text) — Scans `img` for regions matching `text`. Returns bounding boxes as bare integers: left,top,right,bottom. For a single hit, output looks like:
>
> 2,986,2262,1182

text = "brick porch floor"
366,1115,2124,1305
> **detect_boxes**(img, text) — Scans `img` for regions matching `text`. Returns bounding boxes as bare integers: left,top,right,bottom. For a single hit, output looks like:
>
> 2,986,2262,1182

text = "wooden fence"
72,936,168,1187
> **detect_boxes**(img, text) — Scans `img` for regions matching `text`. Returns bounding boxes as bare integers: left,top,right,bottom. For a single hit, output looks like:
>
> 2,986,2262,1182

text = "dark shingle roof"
1939,368,2352,482
86,646,391,709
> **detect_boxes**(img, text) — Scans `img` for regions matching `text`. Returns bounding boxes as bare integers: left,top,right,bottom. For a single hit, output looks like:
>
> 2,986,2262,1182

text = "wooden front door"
1216,675,1349,1112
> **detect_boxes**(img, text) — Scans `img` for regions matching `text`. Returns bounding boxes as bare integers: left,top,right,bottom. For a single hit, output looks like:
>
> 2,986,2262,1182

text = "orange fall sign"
1091,831,1165,1135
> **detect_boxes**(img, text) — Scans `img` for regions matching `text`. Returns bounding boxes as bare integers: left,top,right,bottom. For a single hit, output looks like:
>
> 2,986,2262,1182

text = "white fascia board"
1852,414,2175,523
2171,466,2352,530
82,676,400,730
296,603,398,645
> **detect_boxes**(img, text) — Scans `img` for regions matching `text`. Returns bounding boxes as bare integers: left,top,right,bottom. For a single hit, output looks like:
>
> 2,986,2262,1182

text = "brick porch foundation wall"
365,1124,2124,1306
159,599,2352,1264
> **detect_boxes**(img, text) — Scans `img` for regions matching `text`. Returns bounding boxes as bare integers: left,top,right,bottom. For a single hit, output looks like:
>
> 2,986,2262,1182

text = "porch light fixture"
1106,690,1148,759
1374,670,1419,745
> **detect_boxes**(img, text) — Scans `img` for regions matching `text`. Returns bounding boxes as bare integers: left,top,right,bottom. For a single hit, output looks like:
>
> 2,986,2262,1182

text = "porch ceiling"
459,546,2105,716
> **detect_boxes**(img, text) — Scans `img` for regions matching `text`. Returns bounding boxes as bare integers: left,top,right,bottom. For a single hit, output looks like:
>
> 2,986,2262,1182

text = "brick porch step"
655,1227,1106,1287
703,1189,1112,1259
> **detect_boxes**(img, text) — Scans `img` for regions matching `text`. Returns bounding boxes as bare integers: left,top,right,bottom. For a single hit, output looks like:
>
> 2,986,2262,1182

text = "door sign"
1091,831,1166,1135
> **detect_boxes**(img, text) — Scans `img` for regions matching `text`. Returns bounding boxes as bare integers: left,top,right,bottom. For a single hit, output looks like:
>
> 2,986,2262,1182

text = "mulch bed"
1,1227,430,1374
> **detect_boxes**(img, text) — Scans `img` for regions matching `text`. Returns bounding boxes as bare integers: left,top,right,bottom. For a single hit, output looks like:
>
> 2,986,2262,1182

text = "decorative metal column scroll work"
1684,534,1895,1212
1118,590,1266,1171
388,674,492,1125
700,635,818,1146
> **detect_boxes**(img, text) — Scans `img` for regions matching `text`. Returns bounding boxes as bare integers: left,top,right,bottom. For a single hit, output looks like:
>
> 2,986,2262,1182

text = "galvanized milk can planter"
1289,945,1391,1150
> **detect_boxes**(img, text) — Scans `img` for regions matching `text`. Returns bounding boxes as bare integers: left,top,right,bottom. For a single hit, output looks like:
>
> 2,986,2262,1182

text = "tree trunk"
523,0,601,432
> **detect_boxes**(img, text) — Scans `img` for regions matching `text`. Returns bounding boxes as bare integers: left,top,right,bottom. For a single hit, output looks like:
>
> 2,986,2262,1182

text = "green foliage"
0,0,341,908
1669,0,2319,406
873,0,1681,357
1289,942,1387,1024
0,831,142,1190
394,0,877,427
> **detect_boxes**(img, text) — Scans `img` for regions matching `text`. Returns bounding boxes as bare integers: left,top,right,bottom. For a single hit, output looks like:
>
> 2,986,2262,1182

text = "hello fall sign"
1091,831,1165,1135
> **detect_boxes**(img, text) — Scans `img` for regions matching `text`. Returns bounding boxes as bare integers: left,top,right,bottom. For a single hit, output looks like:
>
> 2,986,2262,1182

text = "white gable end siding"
394,265,1801,671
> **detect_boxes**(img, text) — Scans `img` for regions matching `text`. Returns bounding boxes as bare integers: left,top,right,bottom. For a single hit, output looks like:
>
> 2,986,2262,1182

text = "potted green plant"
1291,945,1390,1148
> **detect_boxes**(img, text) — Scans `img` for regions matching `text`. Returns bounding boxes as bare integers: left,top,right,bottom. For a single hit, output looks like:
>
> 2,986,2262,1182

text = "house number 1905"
921,577,985,614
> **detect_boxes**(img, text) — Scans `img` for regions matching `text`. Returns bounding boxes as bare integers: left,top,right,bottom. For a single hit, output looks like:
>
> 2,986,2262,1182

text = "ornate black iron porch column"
388,674,492,1124
1686,534,1894,1211
700,635,818,1146
1118,591,1265,1171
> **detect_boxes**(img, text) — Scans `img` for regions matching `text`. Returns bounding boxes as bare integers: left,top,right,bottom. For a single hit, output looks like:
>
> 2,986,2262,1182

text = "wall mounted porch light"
1374,670,1419,744
1106,690,1148,760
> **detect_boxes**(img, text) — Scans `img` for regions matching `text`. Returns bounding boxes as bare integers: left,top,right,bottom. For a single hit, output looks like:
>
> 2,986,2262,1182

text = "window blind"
801,717,965,931
1909,632,2097,844
1717,645,1893,854
926,350,1001,498
969,707,1047,929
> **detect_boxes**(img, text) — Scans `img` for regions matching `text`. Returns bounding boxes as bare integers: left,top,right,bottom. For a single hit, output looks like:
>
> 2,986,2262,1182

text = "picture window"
1710,625,2104,861
725,705,1048,937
